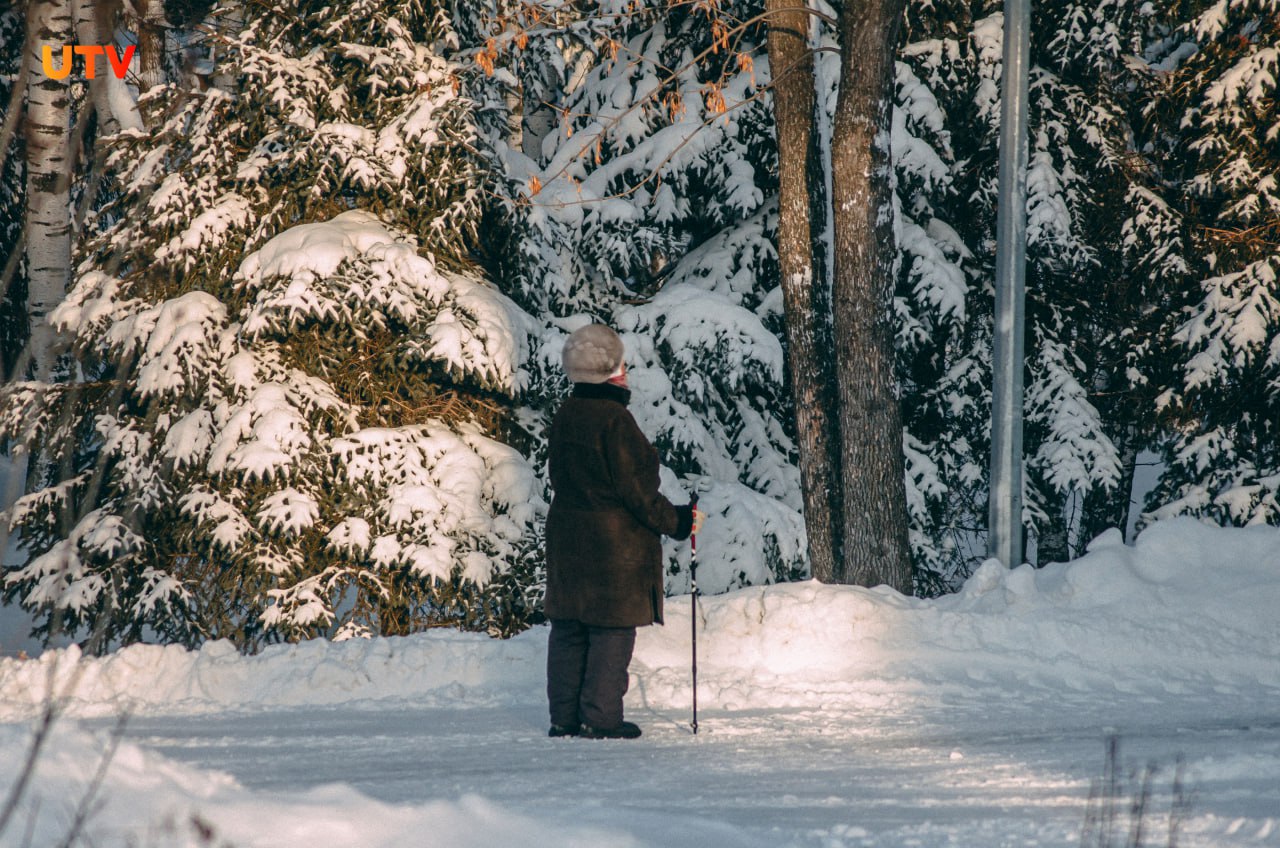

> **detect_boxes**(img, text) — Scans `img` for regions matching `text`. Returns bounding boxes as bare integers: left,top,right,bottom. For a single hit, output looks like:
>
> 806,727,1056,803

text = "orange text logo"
40,45,136,79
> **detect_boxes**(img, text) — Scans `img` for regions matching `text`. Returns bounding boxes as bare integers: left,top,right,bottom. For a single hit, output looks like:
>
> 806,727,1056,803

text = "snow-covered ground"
2,518,1279,847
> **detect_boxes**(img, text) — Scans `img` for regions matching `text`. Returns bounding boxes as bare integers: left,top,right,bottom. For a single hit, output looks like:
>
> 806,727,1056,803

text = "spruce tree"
463,0,809,594
1143,0,1280,526
1,0,544,651
467,0,1166,592
894,0,1156,578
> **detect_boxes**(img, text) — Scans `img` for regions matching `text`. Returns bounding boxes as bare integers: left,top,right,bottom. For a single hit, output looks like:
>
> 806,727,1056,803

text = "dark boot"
548,723,581,738
580,720,642,740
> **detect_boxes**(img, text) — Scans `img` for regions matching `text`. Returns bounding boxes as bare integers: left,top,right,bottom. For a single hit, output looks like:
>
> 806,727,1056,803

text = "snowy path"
101,690,1280,847
5,520,1280,847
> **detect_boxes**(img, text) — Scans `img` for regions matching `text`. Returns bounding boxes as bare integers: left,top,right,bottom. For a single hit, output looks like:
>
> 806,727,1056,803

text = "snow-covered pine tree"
1143,0,1280,527
893,0,1158,579
459,0,808,595
1019,0,1160,561
0,0,544,651
463,0,1158,594
891,0,986,589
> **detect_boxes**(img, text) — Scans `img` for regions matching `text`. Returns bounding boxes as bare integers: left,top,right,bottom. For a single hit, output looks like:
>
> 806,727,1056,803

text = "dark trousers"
546,619,637,729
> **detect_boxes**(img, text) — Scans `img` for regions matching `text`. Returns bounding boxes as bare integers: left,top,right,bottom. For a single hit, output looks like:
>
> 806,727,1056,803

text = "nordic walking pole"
690,496,699,735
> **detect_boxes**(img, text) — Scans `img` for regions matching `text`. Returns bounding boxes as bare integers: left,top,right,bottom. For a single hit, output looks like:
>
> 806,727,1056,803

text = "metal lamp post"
988,0,1031,568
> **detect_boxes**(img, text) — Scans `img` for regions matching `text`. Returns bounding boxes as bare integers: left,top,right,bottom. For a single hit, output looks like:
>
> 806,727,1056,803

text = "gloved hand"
692,508,706,534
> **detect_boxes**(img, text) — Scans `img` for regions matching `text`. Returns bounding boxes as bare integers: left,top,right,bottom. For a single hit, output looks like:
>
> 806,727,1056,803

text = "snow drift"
2,518,1277,722
2,518,1279,848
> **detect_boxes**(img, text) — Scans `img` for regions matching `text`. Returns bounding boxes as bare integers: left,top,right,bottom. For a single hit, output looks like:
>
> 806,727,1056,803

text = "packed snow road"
109,693,1280,848
2,519,1279,847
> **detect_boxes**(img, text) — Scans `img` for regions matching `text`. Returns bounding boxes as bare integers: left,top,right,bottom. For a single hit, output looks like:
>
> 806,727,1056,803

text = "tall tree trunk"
24,0,73,385
828,0,912,593
766,0,841,582
133,0,165,92
73,0,143,134
73,0,118,135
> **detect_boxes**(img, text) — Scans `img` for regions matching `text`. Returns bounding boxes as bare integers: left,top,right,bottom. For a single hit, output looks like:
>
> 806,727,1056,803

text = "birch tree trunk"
24,0,74,384
828,0,912,593
73,0,119,135
766,0,841,582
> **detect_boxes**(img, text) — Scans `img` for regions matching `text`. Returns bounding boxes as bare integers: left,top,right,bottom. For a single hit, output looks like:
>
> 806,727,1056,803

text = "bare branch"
0,698,60,839
56,713,130,848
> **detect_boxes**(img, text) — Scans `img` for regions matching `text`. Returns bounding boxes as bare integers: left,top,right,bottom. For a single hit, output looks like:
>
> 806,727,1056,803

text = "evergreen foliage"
1,0,544,651
463,0,808,594
1143,0,1280,527
464,0,1191,592
893,0,1160,580
3,0,1279,654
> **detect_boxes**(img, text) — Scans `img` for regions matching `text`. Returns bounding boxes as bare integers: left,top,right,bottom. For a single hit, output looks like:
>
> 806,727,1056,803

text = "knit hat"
562,324,625,384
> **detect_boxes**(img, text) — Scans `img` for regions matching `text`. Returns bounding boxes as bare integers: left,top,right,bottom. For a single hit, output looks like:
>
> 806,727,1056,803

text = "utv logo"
40,45,136,79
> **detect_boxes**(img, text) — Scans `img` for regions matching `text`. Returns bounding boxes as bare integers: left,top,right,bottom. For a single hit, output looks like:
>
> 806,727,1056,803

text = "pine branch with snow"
465,0,808,593
1142,0,1280,530
1,0,547,651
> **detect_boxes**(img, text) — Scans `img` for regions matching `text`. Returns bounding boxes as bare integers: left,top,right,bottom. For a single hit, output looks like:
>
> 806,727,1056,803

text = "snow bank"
2,519,1279,848
1,519,1278,722
0,628,545,720
639,519,1280,711
0,722,644,848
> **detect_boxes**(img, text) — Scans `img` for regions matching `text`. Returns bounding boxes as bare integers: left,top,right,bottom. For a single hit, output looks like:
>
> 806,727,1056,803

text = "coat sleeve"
605,410,691,540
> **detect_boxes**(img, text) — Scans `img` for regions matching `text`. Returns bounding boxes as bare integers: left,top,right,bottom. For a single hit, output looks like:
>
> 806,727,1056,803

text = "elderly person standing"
544,324,703,739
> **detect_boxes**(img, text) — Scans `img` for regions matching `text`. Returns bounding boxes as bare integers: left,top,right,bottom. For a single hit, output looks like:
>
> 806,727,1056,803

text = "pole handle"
690,496,697,554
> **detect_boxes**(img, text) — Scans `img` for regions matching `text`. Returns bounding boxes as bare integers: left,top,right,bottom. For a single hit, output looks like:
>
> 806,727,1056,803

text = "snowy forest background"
1,0,1277,654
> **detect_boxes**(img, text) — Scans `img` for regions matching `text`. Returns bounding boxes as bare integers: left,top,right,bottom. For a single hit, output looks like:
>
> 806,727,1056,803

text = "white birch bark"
24,0,74,384
73,0,144,133
73,0,118,135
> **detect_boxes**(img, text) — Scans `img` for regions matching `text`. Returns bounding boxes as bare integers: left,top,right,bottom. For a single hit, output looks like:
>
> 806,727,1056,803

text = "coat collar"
572,382,632,406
